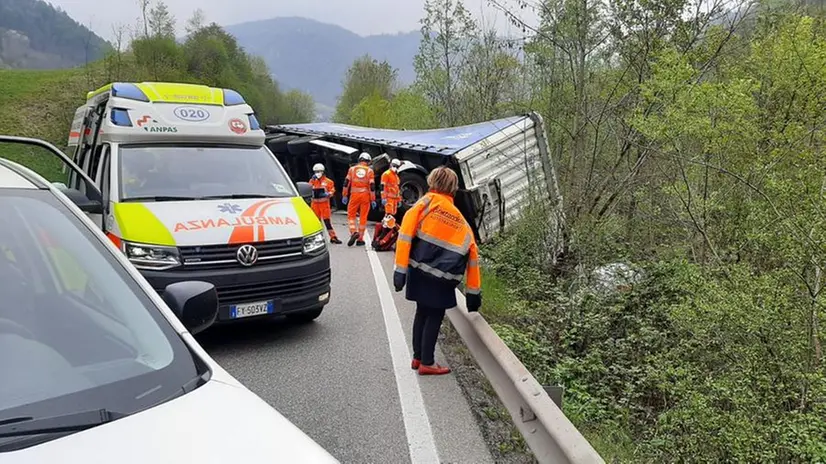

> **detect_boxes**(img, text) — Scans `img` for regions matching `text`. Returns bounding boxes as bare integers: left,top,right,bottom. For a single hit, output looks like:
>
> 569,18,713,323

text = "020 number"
173,106,210,122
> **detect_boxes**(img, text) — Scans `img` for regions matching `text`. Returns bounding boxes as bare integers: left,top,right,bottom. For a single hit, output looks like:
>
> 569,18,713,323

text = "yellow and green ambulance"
65,81,331,324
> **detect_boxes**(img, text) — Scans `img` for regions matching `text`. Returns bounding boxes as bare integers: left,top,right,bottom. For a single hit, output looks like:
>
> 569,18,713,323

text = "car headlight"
303,232,326,255
122,241,181,270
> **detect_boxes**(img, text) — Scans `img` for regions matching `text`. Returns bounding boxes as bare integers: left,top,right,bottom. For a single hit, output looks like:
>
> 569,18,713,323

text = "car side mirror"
161,281,219,335
55,184,103,214
295,181,313,205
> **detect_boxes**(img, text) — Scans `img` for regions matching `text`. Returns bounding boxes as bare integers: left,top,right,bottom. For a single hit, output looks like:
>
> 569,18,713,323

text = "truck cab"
65,81,332,325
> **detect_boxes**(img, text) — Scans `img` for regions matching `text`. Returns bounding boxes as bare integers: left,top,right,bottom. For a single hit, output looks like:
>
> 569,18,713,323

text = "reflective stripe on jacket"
381,170,400,200
394,192,481,307
342,163,375,201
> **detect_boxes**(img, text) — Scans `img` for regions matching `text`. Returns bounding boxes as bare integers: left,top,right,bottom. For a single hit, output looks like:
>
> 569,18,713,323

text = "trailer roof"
270,115,528,156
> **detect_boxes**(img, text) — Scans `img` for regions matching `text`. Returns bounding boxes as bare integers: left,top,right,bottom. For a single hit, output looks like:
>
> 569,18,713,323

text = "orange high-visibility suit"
309,174,340,242
342,162,376,240
380,169,401,216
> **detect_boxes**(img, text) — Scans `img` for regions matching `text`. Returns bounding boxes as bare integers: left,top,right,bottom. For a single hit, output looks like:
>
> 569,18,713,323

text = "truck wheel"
399,171,428,209
287,307,323,323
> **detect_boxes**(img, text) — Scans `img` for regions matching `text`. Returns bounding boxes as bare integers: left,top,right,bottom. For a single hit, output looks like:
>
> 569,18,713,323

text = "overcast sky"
46,0,538,42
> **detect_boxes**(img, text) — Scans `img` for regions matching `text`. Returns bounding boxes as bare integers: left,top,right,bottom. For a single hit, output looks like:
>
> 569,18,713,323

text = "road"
197,213,494,464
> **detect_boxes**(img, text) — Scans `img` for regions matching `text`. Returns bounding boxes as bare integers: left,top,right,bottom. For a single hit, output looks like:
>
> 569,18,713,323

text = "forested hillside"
0,0,110,69
0,1,315,180
333,0,826,461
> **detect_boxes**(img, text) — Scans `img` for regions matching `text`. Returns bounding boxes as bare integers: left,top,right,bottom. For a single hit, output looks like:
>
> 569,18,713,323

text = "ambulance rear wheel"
287,307,323,323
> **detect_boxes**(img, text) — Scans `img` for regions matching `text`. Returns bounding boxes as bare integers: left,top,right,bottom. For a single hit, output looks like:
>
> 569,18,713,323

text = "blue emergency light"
223,89,246,106
111,83,150,102
248,113,261,130
110,108,133,127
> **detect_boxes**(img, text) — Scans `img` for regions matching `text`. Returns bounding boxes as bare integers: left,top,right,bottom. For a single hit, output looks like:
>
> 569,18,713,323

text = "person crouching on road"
309,163,342,244
393,166,482,376
372,214,399,252
381,158,402,217
342,152,377,247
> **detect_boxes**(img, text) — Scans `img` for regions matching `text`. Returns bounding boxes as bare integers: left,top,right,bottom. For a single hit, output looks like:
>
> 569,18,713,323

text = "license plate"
230,300,274,319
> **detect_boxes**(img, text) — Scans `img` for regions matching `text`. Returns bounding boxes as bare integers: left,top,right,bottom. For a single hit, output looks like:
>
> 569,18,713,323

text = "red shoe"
411,359,421,370
418,364,451,375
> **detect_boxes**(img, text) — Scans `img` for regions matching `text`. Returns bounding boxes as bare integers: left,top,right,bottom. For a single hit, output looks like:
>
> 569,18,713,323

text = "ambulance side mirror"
296,181,313,205
57,184,103,214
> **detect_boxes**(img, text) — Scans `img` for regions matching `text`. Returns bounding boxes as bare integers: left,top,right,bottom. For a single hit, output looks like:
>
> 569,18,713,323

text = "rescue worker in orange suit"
309,163,341,244
341,152,376,247
381,158,402,217
393,166,482,376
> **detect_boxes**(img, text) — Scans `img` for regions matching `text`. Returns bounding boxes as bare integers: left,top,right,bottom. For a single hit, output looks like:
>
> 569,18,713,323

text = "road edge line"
364,230,441,464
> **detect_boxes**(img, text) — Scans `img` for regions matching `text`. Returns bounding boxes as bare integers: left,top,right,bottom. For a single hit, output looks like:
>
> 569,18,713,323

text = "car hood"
111,197,318,247
3,380,338,464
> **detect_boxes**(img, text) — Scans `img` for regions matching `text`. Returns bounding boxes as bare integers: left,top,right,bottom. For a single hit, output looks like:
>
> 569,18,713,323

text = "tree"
281,90,316,123
413,0,478,126
185,8,206,36
334,55,398,123
148,1,175,38
458,28,521,122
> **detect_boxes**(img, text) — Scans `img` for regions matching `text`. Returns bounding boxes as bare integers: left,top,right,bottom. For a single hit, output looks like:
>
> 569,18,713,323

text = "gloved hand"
342,196,348,205
320,191,329,197
393,271,406,292
371,201,377,209
466,293,481,313
382,199,387,206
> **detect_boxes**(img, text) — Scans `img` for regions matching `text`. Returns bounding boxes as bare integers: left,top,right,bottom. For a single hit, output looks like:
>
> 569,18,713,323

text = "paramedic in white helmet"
308,163,341,244
341,152,376,246
381,158,402,217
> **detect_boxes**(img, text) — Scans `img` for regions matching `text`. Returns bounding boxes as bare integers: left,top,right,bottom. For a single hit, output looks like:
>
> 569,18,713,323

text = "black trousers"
412,304,447,366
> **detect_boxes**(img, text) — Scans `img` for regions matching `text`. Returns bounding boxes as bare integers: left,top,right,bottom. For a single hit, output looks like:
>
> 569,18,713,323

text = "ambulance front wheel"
287,306,324,323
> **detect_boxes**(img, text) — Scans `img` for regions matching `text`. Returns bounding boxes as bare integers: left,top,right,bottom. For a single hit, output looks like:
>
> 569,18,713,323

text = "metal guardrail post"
447,290,605,464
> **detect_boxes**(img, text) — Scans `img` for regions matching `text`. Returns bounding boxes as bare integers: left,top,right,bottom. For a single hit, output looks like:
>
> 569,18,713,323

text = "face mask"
314,172,323,178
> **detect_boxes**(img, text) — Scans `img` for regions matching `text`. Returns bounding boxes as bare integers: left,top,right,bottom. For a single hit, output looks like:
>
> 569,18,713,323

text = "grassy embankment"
0,68,91,181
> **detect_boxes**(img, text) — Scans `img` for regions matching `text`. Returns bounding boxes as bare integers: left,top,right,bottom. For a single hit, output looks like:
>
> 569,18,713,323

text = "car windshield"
0,189,199,450
118,145,296,201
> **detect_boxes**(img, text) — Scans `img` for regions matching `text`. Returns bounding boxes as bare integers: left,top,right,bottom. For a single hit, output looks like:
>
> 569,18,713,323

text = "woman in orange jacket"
393,166,482,376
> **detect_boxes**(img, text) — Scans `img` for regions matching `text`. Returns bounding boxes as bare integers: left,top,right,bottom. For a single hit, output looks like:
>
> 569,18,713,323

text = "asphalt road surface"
197,213,494,464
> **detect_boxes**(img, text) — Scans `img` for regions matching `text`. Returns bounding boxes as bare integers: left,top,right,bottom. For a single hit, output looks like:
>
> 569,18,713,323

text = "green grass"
0,68,91,180
478,268,515,320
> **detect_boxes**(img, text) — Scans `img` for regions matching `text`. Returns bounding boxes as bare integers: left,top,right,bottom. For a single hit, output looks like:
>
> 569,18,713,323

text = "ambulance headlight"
303,232,326,255
123,241,181,270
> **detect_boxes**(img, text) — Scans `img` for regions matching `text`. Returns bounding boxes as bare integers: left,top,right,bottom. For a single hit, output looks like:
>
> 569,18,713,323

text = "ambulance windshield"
118,145,296,202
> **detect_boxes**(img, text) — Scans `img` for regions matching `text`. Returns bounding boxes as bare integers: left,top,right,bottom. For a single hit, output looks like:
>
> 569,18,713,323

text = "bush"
482,235,826,461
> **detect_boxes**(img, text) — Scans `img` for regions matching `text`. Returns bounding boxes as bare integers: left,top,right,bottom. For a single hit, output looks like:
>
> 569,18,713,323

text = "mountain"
225,17,419,108
0,0,110,69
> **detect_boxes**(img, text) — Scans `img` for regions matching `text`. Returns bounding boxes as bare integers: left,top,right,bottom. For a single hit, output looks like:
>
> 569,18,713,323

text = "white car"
0,136,338,463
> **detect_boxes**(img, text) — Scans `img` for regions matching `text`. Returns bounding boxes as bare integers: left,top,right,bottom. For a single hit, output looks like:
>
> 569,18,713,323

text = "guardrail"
448,290,605,464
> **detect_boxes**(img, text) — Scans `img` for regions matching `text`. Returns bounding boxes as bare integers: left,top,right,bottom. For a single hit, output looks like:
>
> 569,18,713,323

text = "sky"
47,0,539,42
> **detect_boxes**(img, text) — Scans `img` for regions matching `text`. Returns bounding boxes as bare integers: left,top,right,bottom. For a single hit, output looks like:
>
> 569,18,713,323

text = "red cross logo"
229,118,247,134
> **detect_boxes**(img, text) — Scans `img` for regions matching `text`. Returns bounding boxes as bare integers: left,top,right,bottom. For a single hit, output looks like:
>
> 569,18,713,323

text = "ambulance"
65,82,332,325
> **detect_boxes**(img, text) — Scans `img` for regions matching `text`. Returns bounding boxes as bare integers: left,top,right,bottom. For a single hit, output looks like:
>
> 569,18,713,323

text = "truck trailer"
265,111,566,250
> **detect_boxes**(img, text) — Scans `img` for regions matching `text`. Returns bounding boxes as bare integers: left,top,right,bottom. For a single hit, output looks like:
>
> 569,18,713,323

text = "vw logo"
236,244,259,266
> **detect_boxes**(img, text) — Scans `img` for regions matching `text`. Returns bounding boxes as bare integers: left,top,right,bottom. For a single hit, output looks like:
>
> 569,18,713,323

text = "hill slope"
0,0,110,69
225,17,419,107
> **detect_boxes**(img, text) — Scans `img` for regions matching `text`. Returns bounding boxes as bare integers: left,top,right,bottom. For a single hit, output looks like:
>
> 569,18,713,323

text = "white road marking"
364,230,441,464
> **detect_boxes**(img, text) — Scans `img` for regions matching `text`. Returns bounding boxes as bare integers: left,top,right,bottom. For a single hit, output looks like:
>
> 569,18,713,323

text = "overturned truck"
265,112,565,246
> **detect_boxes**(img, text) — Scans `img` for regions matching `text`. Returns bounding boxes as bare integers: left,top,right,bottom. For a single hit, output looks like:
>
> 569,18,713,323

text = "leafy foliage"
333,55,398,123
433,0,826,460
